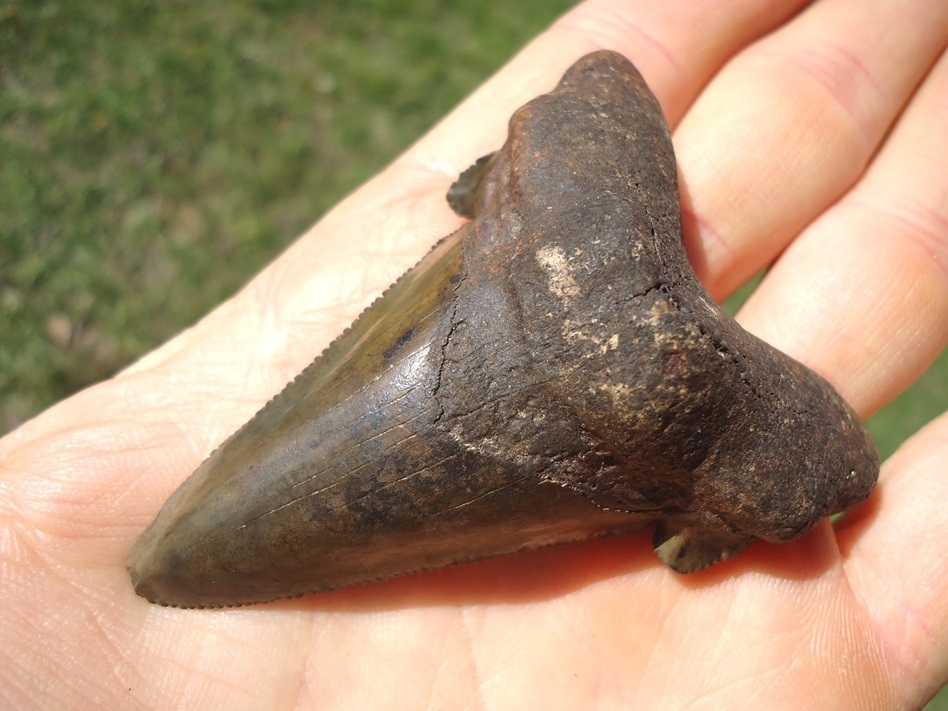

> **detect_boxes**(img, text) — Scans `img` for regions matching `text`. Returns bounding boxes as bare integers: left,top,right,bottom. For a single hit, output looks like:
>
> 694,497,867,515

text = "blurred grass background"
1,1,946,702
1,0,579,431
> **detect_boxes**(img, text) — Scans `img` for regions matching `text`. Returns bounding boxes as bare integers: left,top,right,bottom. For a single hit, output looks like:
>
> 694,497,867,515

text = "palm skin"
1,1,947,708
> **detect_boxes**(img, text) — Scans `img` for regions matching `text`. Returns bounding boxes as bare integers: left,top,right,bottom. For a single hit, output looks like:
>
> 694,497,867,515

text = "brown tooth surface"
128,50,878,609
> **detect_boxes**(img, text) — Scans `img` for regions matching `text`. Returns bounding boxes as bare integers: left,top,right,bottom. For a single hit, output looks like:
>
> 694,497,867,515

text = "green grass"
1,0,574,431
1,4,947,704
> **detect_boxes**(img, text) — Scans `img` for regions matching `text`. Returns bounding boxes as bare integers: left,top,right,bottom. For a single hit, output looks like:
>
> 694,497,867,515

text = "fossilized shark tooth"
128,50,879,608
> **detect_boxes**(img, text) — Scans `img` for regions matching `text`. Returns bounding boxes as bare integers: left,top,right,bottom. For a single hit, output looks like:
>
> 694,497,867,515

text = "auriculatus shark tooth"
127,50,879,609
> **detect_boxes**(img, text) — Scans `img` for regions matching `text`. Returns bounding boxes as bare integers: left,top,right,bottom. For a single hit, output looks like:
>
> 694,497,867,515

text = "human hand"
1,0,946,708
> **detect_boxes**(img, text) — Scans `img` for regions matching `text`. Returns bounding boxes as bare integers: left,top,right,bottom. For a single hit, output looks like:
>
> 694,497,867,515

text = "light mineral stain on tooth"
535,245,580,305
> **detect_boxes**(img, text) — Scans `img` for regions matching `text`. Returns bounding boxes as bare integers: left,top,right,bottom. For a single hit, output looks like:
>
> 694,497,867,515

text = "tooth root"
129,51,879,608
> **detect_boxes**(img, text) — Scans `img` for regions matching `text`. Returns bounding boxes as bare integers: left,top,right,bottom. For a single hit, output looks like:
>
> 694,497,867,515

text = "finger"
738,43,948,416
674,0,948,300
410,0,810,167
840,412,948,709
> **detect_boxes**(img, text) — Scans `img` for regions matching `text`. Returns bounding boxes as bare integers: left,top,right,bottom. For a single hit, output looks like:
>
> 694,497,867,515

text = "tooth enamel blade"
127,228,637,608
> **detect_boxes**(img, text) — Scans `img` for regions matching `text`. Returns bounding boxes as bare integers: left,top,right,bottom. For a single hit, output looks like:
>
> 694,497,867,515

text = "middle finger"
674,0,948,299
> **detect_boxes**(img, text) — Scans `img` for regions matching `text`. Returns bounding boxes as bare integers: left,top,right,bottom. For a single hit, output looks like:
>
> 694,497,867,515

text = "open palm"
2,1,947,708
